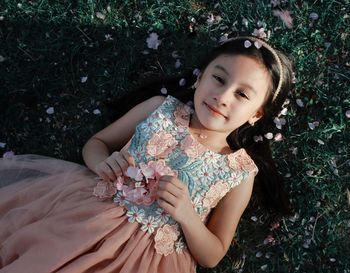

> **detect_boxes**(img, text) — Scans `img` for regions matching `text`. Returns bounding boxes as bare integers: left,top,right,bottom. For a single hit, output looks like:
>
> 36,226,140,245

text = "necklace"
198,132,208,139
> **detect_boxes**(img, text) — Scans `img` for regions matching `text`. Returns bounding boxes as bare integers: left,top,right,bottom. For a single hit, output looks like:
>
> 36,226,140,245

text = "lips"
204,102,227,118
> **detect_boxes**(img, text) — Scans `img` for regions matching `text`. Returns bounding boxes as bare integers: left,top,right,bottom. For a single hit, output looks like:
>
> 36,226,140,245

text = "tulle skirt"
0,154,196,273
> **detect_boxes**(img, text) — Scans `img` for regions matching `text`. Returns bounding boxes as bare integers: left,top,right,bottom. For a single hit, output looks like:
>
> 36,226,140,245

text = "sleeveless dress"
0,95,258,273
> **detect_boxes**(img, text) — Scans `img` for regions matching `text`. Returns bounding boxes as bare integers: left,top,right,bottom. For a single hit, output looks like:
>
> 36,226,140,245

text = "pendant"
199,134,207,139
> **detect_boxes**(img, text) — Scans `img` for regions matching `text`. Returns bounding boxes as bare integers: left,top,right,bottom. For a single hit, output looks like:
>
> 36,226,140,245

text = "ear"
194,72,202,88
248,108,264,125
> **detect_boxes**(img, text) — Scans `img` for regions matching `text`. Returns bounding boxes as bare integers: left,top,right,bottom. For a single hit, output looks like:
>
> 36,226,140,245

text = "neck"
189,113,231,151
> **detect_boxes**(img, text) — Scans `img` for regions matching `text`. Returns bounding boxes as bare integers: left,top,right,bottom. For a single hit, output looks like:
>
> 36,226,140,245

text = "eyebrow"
213,64,258,95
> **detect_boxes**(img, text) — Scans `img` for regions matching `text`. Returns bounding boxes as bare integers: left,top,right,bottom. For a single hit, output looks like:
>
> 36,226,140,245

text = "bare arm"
180,173,255,268
82,95,166,174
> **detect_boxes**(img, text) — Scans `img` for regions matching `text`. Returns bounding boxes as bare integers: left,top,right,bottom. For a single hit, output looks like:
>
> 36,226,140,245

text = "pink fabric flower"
174,105,190,126
146,132,177,157
180,135,206,158
126,166,143,181
118,160,177,206
147,160,177,177
139,162,155,180
202,180,229,208
154,224,180,256
113,176,125,190
93,181,117,199
227,149,258,173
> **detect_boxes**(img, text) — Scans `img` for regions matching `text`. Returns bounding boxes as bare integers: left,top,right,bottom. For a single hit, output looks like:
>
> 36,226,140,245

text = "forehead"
207,54,272,97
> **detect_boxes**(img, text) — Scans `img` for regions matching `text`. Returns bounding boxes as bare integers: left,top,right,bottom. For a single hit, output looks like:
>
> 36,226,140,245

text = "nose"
213,88,232,107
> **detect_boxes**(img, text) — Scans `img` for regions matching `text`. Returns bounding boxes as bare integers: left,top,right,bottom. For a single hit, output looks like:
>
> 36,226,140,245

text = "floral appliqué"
202,180,230,208
154,224,180,256
227,148,258,173
174,105,191,127
180,135,207,158
93,176,124,200
146,132,177,158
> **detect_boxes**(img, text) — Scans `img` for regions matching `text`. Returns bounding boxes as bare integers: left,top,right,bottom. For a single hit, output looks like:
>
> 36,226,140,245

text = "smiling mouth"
204,103,226,118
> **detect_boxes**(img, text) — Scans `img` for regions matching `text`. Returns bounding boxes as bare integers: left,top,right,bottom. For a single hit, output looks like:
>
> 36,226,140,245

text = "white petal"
296,99,304,107
81,76,88,83
93,109,101,115
146,32,161,50
192,68,201,76
308,122,315,130
179,78,186,86
175,59,181,69
46,107,54,114
346,110,350,118
317,139,325,145
306,170,314,176
244,40,252,48
264,132,273,139
96,12,106,20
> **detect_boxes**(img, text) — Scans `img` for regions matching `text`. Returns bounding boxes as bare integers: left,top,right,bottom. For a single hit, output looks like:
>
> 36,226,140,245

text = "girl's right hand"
94,145,135,182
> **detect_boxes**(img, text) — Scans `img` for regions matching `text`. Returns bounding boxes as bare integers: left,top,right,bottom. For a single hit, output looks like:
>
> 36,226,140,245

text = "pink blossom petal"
126,166,143,181
306,170,314,176
139,162,155,179
274,133,283,141
3,151,15,159
114,176,125,190
254,41,262,49
146,32,161,50
244,40,252,48
179,78,186,86
273,10,293,29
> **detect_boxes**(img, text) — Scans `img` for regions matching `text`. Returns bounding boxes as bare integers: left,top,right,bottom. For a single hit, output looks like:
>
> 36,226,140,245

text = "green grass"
0,0,349,272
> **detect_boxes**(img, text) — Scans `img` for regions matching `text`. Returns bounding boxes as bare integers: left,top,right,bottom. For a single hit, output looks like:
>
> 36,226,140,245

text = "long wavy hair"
105,36,295,219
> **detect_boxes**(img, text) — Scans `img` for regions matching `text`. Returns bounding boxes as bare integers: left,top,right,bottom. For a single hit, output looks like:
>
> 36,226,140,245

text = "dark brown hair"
105,36,295,219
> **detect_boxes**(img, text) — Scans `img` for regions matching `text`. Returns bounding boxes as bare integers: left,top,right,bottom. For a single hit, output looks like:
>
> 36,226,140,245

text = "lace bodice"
93,95,258,256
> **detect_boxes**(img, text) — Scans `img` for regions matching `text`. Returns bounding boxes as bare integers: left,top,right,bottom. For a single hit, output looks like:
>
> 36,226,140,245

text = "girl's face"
193,54,272,135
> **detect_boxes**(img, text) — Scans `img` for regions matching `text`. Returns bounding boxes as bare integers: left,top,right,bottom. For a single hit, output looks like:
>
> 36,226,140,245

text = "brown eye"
213,75,225,84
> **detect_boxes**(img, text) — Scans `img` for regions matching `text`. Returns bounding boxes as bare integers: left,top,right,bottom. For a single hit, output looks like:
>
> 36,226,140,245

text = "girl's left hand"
156,175,196,225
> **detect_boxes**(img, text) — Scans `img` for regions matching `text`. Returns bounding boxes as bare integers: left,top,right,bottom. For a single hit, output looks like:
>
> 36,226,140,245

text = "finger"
157,198,174,213
114,155,130,174
157,189,178,206
158,180,183,197
102,161,118,181
159,176,183,189
120,148,135,167
104,157,122,178
96,170,110,182
94,162,111,182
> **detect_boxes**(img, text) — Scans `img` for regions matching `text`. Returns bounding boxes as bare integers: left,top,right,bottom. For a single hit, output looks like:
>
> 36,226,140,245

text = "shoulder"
227,148,259,174
142,95,167,111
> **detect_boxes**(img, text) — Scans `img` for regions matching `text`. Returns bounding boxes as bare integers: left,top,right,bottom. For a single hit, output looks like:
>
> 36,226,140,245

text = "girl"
0,35,294,273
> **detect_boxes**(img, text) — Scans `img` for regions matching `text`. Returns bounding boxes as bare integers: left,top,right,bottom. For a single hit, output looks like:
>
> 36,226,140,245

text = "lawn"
0,0,349,272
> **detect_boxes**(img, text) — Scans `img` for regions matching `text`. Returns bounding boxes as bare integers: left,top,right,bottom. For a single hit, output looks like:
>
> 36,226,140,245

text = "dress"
0,95,258,273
